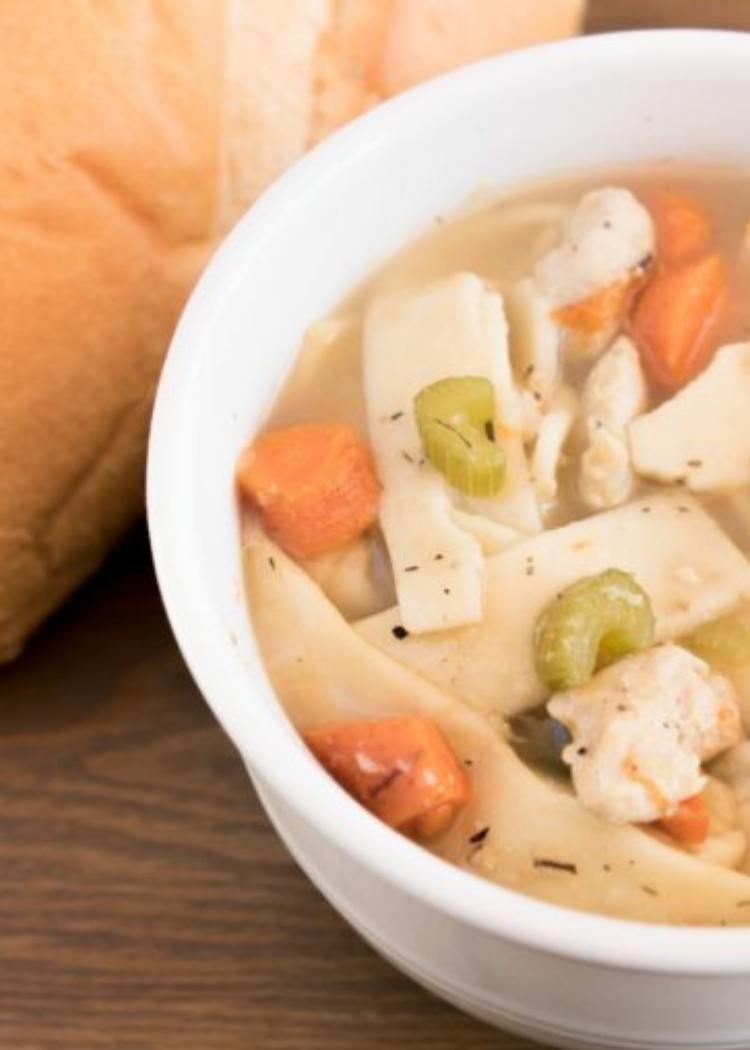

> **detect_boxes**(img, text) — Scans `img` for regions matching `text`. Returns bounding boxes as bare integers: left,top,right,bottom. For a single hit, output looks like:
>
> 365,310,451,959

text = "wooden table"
3,4,750,1048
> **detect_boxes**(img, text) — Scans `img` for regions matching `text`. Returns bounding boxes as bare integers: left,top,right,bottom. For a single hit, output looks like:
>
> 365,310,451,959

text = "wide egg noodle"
356,492,750,718
243,521,750,925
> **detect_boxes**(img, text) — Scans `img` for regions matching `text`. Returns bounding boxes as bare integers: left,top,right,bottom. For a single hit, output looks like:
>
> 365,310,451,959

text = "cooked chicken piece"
535,188,654,309
579,336,647,509
580,428,634,512
582,336,648,431
507,190,652,414
534,188,654,357
548,644,742,825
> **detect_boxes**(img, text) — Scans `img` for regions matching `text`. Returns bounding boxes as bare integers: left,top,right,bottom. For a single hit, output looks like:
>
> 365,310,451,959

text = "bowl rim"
148,28,750,976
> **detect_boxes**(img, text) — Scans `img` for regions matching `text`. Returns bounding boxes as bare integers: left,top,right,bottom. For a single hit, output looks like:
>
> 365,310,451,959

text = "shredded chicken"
548,644,742,825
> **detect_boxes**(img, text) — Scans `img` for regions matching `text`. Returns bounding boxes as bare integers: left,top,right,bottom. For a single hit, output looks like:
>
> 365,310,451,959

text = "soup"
237,168,750,924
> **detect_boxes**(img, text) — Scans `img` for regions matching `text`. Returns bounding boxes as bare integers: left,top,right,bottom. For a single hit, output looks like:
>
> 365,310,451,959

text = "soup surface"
238,167,750,924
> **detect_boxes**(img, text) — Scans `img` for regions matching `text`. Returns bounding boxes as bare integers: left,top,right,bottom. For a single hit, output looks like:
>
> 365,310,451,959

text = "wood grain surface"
3,3,750,1049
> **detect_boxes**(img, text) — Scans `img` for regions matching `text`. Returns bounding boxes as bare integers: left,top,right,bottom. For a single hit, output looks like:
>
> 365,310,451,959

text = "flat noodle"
356,492,750,718
244,521,750,924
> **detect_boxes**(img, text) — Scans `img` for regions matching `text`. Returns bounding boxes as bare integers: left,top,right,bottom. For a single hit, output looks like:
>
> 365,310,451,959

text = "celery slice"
534,568,655,692
414,377,505,498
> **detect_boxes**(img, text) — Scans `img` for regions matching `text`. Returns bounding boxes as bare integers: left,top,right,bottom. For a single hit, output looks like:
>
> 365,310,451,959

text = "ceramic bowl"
148,31,750,1049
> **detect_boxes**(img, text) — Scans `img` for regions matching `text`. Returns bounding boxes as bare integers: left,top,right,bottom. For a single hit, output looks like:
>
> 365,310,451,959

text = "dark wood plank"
586,0,750,32
4,4,749,1048
0,531,530,1050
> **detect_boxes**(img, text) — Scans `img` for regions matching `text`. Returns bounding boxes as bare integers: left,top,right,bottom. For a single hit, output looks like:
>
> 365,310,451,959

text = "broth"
239,166,750,924
270,167,750,436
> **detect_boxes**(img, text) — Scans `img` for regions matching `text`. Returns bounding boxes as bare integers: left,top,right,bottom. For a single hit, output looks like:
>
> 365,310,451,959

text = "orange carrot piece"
630,252,727,389
657,795,710,846
304,716,470,841
237,422,380,559
651,191,712,267
553,277,638,336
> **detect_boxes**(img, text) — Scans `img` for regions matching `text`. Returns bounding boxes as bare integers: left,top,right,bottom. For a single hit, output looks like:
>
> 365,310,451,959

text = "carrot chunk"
237,422,380,558
553,277,638,337
651,191,712,267
657,795,710,846
630,252,727,389
304,716,470,840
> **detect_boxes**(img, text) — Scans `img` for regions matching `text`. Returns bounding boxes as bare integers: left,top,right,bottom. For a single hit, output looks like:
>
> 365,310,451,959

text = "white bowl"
148,30,750,1050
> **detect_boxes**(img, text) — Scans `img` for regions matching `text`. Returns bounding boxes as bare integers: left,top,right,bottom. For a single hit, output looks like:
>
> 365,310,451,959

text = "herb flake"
533,858,578,875
468,826,490,845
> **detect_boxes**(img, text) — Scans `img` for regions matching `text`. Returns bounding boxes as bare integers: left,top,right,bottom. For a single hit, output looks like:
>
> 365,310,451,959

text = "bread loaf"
0,0,584,661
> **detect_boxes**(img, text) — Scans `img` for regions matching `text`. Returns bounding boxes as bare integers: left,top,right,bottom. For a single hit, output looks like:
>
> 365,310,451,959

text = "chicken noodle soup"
238,168,750,924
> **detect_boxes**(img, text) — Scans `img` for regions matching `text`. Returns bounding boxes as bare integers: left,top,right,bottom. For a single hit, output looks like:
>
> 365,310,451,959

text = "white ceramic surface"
148,31,750,1050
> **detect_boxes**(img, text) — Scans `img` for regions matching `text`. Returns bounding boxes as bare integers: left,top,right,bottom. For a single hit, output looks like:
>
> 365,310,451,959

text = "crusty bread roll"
0,0,584,661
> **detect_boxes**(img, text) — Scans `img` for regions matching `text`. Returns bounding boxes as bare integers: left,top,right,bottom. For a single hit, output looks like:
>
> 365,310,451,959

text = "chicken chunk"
534,188,654,357
535,188,654,309
548,644,742,825
579,336,647,510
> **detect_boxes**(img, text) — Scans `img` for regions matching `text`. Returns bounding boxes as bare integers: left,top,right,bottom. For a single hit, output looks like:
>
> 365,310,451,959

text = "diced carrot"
657,795,710,846
630,252,727,389
553,277,639,337
304,716,470,840
651,191,712,267
237,422,380,559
